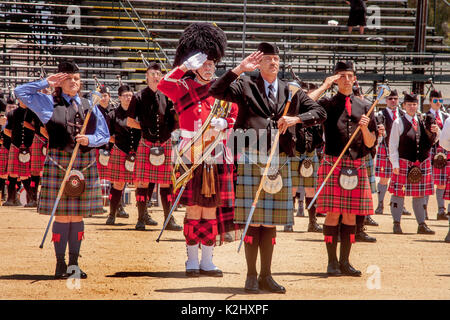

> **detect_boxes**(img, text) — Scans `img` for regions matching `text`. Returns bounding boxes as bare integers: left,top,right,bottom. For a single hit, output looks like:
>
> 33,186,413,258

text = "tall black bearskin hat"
172,22,227,68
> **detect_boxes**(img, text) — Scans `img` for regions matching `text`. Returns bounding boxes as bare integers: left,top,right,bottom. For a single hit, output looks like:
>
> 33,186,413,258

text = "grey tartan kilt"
234,151,294,226
38,149,104,217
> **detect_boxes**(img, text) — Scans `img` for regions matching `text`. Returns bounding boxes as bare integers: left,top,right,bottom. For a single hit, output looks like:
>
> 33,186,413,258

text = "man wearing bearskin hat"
15,60,109,279
388,92,439,235
127,61,182,231
210,44,326,293
158,23,238,277
426,89,449,221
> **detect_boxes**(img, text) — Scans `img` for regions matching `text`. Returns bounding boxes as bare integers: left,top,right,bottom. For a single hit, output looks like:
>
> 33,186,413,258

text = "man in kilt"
104,85,141,228
158,23,238,277
127,62,182,231
388,92,438,235
15,61,109,279
0,98,9,202
426,89,449,221
311,61,378,277
210,44,326,293
95,86,114,183
438,115,450,243
3,98,37,207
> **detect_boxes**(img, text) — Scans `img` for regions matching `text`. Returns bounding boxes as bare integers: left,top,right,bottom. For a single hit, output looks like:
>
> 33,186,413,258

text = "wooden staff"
237,82,301,253
39,78,102,249
307,84,391,211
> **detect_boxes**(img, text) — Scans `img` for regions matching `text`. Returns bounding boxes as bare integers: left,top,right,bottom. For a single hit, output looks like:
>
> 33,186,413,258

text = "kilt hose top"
234,151,294,226
38,148,104,217
315,154,374,216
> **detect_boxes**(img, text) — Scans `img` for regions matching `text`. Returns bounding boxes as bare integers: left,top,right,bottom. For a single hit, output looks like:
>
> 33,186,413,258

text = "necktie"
392,109,397,120
435,112,443,129
268,84,276,111
345,96,352,116
412,118,418,131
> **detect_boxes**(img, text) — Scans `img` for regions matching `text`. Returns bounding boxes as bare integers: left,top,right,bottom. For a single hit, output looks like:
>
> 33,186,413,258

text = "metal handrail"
117,0,171,70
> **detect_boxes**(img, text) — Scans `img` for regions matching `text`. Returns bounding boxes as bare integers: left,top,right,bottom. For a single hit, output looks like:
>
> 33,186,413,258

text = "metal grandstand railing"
115,0,171,70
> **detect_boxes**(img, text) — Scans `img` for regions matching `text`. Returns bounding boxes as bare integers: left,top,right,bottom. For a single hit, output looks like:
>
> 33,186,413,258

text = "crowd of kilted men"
3,22,450,295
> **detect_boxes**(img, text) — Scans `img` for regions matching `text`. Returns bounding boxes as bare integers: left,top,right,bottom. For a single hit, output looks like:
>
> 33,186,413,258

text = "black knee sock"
147,183,156,205
136,187,148,222
52,222,70,259
159,187,172,219
7,177,17,201
109,187,123,217
323,225,339,263
0,178,5,199
339,223,356,264
355,215,365,233
30,175,40,201
22,178,32,202
244,226,260,276
259,226,276,277
68,221,84,266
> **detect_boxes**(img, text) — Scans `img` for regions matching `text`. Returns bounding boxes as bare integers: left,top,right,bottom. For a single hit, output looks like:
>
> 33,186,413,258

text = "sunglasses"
387,97,398,100
432,98,443,104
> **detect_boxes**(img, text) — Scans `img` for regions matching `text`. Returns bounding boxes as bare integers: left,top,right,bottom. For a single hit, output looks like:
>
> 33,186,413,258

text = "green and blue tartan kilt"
366,154,377,194
235,152,294,226
38,149,104,217
291,150,319,189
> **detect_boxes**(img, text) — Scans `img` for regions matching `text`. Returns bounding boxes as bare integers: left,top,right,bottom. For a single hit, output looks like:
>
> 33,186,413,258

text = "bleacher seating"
0,0,449,94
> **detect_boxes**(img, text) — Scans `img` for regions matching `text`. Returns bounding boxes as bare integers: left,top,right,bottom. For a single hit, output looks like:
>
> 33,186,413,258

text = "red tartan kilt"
7,144,31,177
388,158,434,197
105,145,134,183
316,154,374,216
0,146,9,176
96,149,110,180
178,163,235,208
429,146,449,186
375,143,392,178
443,165,450,200
134,139,173,184
30,135,47,175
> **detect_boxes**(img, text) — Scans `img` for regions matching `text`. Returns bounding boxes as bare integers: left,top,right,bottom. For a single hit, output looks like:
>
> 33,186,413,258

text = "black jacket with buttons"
209,70,327,156
110,105,141,154
319,92,377,160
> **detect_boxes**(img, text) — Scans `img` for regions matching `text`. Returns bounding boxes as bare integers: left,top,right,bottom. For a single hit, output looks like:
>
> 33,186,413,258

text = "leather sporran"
407,165,422,184
149,146,165,166
432,152,447,169
64,170,86,197
338,167,359,191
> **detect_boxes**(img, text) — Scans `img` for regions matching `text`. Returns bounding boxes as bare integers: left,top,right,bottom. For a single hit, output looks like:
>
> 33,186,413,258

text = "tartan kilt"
375,142,392,178
95,149,110,180
134,139,173,184
388,158,434,197
234,152,294,226
316,154,374,216
7,144,31,177
291,150,319,189
30,135,47,175
0,146,9,176
443,165,450,200
429,146,448,186
106,145,134,183
367,154,377,194
38,149,103,217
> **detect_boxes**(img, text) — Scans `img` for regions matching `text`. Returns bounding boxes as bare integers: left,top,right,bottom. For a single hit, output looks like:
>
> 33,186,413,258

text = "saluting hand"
323,74,340,90
46,73,69,88
234,51,264,74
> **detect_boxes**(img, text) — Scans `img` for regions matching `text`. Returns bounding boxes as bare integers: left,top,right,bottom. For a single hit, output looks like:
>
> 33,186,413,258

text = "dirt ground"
0,191,449,301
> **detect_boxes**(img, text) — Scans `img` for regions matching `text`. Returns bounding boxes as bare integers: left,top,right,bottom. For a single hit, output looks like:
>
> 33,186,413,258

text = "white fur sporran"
300,159,314,178
261,167,283,194
125,153,136,172
338,167,358,191
149,147,165,166
98,149,110,167
18,147,31,164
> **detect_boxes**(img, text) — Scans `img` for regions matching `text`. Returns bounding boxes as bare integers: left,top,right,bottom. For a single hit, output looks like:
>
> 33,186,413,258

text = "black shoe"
307,221,323,233
116,207,129,218
67,265,88,279
199,268,223,277
355,229,377,242
339,261,362,277
316,213,326,218
2,199,19,206
54,260,69,279
402,208,412,216
144,213,158,226
105,215,115,225
244,274,259,293
135,220,146,231
445,229,450,243
417,223,435,235
327,261,342,276
437,212,448,221
375,205,383,215
24,200,37,208
258,275,286,294
283,225,294,232
165,216,183,231
185,269,200,277
223,232,233,243
393,222,403,234
364,216,379,227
